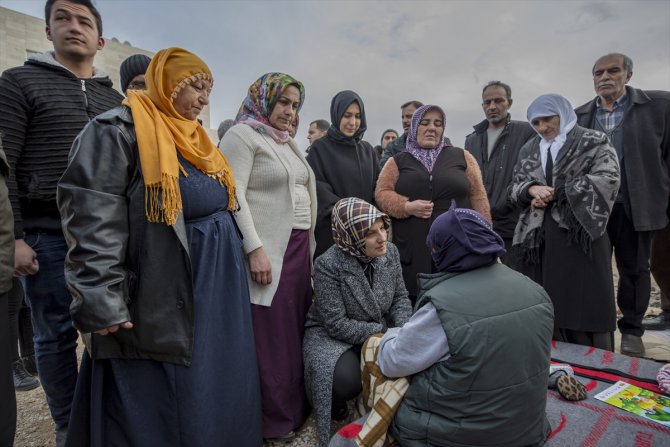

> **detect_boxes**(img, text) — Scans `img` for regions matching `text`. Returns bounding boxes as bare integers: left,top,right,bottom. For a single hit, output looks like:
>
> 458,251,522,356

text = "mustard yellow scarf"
122,47,236,225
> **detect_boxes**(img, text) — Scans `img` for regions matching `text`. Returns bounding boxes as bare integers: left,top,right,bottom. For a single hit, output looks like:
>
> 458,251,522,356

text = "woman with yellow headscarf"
58,48,262,446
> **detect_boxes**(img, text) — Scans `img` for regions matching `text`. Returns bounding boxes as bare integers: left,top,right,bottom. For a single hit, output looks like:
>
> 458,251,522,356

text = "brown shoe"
556,375,587,401
620,334,645,357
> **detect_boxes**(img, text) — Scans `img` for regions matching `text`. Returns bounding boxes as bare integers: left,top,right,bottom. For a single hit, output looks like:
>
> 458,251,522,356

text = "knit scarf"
511,126,620,263
122,47,236,225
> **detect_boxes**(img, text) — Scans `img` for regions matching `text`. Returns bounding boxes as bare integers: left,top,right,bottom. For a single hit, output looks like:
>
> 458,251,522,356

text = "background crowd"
0,0,669,446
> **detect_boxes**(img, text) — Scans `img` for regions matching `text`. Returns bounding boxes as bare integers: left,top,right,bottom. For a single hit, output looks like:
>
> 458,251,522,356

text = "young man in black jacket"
464,81,535,268
0,0,123,444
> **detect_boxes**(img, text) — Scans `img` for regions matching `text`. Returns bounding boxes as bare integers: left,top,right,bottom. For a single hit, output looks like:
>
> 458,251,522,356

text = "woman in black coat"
306,90,379,258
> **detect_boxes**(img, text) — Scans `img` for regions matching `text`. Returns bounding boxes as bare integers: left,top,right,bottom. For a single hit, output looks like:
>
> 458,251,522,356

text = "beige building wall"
0,6,214,136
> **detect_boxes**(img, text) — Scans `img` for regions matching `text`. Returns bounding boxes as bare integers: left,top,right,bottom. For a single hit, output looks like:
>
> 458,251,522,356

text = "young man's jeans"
22,232,78,429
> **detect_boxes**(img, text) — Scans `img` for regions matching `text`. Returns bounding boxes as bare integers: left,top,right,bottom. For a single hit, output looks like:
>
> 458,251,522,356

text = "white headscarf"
527,94,578,166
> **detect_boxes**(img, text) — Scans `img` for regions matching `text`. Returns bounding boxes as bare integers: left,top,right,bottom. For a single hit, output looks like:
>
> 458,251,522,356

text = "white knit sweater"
220,124,317,306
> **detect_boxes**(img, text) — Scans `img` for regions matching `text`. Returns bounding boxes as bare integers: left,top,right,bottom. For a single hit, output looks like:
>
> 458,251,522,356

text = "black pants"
608,204,653,336
650,207,670,312
332,347,362,414
0,291,17,446
7,278,34,362
501,237,522,272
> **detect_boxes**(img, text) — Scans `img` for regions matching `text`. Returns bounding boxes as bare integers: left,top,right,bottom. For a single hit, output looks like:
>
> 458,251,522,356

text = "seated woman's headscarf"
527,93,578,156
327,90,368,145
122,47,236,225
427,201,505,272
406,105,448,173
235,72,305,144
331,197,390,264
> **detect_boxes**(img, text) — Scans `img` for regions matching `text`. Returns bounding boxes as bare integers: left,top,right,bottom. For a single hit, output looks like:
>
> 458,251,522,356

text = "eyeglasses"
127,81,147,90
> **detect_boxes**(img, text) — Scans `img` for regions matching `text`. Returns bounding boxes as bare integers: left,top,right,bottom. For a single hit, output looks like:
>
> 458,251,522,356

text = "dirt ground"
12,273,664,447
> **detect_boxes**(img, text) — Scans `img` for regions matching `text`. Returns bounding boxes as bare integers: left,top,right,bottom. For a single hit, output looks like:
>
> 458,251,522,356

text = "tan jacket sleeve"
375,158,410,219
464,150,492,223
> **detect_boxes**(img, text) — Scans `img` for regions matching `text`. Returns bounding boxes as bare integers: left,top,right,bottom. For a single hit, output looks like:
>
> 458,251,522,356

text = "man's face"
46,0,103,61
592,55,632,102
381,131,397,149
307,123,326,145
401,105,417,133
482,86,512,127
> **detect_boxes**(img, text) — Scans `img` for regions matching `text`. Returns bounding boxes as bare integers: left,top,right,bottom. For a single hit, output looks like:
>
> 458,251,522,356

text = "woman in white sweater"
220,72,317,441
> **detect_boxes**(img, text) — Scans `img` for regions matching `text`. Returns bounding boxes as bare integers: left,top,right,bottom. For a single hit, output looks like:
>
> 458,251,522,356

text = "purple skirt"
251,229,312,438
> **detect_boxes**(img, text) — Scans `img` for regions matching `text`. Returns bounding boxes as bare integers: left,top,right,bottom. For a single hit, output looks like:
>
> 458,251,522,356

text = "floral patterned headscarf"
235,72,305,144
331,197,390,263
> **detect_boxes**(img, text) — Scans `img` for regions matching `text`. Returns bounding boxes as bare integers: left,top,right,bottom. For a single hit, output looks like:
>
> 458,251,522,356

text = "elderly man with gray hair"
575,53,670,357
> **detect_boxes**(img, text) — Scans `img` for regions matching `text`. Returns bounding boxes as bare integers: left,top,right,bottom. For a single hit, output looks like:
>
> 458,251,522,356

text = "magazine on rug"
594,381,670,426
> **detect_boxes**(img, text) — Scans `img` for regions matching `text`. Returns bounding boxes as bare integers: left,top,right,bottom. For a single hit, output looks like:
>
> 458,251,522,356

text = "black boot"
13,359,40,391
22,354,37,376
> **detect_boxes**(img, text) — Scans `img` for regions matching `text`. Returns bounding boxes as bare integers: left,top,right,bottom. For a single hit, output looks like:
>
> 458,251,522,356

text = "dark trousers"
607,204,653,336
22,232,78,429
650,215,670,312
501,237,522,272
332,347,362,414
7,277,34,362
0,291,17,447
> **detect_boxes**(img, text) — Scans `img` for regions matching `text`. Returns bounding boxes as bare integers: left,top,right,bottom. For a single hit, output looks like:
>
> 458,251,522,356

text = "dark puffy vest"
391,264,553,447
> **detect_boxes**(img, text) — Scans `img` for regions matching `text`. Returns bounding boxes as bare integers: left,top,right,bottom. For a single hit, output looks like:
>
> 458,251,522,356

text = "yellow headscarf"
122,47,236,225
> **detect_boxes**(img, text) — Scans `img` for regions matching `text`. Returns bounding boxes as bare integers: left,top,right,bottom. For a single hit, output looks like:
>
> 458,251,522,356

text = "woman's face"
531,115,561,141
381,131,398,149
172,78,212,120
339,102,361,137
416,109,444,148
363,219,387,258
268,85,301,131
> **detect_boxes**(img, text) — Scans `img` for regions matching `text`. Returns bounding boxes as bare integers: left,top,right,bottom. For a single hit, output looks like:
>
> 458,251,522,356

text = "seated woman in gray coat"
303,197,413,447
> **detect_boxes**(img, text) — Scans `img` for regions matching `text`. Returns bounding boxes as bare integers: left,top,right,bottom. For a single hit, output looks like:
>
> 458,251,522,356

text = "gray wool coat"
303,242,412,447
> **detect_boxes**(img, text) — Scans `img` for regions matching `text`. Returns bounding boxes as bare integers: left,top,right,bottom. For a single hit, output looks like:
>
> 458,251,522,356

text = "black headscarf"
327,90,367,145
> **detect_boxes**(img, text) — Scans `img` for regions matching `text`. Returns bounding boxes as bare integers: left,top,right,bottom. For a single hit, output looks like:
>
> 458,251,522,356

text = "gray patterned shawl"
510,125,620,262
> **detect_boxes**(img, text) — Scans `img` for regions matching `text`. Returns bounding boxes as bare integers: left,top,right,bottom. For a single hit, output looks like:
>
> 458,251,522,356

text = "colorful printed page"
595,381,670,427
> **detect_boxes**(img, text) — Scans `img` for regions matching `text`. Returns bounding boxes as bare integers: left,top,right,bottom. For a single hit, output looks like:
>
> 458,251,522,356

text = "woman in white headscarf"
510,94,620,350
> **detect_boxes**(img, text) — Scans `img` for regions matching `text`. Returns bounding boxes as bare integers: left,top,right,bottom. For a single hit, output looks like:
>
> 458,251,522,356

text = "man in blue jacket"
575,53,670,357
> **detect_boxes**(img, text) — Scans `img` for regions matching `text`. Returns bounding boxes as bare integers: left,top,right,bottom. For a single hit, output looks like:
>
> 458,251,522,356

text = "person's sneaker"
642,312,670,331
12,359,39,391
22,354,38,376
620,333,646,357
55,425,68,447
556,374,587,401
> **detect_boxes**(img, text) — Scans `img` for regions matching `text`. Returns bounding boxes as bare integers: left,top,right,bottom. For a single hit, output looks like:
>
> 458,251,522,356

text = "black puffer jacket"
58,106,197,366
0,53,123,236
465,116,535,238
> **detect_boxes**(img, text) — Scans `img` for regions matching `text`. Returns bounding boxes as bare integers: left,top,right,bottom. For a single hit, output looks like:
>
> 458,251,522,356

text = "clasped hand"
405,199,433,219
528,185,555,210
